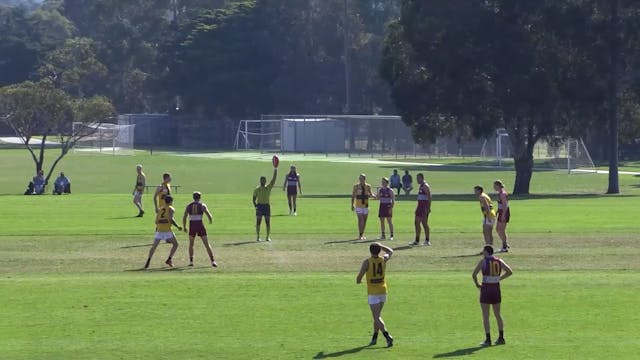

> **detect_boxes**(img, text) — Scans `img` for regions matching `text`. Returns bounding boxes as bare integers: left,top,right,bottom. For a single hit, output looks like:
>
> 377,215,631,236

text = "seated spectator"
24,181,35,195
53,172,71,195
389,169,402,195
402,170,413,196
32,170,46,195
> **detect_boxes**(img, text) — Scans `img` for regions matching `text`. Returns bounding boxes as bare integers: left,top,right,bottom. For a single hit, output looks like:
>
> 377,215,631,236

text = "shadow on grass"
313,345,369,358
124,266,185,272
433,346,486,358
107,216,141,220
120,243,152,249
440,252,483,259
222,241,260,247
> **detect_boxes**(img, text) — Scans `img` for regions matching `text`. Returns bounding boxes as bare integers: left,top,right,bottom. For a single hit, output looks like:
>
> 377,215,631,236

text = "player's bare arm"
368,185,377,199
298,175,302,194
499,259,513,280
351,186,357,211
204,205,213,224
269,168,278,187
182,207,189,232
426,185,432,212
472,261,483,288
153,186,162,212
356,259,368,283
169,208,182,230
282,176,288,191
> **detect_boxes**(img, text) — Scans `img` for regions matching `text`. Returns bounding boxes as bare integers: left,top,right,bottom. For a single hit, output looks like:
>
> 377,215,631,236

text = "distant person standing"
282,165,303,216
472,245,513,346
389,169,402,195
253,166,278,242
182,191,217,267
132,165,146,217
377,177,395,241
493,180,510,252
474,185,496,246
153,172,172,214
410,173,431,246
144,195,181,269
402,170,413,195
356,242,394,348
351,174,375,241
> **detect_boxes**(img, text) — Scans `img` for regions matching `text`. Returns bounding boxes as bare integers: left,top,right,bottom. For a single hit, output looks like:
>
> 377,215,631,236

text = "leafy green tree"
38,37,108,97
0,80,115,183
381,0,603,194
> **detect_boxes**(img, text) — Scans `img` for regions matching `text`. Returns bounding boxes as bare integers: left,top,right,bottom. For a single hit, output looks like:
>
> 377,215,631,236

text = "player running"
494,180,510,252
356,242,394,348
253,166,278,242
472,245,513,346
144,195,181,268
351,174,375,241
282,165,302,216
182,191,217,267
132,164,146,217
377,177,395,241
153,172,172,214
410,173,431,246
474,185,496,246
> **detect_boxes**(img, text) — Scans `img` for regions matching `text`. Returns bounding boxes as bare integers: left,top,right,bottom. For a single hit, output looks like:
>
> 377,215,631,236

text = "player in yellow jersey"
351,174,375,241
132,164,146,217
356,242,394,348
253,166,278,242
144,195,181,269
153,172,172,213
474,185,496,246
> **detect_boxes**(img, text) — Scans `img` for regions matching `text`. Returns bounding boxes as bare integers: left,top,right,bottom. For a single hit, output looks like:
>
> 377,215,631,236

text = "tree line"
2,0,640,194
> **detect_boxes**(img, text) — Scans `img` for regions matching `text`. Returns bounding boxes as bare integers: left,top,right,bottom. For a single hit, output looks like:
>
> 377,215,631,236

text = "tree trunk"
606,0,620,194
512,149,534,195
508,123,536,195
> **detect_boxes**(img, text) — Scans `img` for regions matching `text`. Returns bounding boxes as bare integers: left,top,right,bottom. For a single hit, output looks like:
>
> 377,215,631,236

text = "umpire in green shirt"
253,167,278,242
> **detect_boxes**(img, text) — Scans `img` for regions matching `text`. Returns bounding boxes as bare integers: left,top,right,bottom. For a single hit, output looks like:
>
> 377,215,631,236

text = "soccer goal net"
234,120,281,151
72,122,135,155
536,137,596,173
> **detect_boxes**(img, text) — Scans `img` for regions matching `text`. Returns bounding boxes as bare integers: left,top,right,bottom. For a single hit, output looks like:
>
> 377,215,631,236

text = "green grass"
1,149,640,359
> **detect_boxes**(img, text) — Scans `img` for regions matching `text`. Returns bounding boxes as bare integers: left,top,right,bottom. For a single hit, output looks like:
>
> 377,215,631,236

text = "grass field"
1,149,639,359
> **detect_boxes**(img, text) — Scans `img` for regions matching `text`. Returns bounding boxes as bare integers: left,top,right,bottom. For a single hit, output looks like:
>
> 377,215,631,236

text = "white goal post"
72,122,135,155
234,120,281,151
497,132,596,173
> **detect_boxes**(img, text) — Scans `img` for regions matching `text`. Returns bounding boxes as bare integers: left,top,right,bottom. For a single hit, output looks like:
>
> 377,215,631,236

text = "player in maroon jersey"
181,191,217,267
410,173,432,246
472,245,513,346
377,177,395,241
493,180,511,252
282,165,303,216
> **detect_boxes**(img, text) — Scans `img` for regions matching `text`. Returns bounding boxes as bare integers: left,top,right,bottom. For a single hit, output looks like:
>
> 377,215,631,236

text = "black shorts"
256,204,271,217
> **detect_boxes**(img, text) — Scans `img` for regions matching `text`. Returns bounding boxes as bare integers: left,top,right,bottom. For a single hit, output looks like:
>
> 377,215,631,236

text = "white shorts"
483,218,494,226
155,231,175,241
368,294,387,305
356,207,369,215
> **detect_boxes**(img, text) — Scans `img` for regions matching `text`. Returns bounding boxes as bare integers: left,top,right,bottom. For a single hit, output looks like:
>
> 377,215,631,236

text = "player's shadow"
433,346,485,358
120,244,152,249
223,241,261,247
313,345,369,358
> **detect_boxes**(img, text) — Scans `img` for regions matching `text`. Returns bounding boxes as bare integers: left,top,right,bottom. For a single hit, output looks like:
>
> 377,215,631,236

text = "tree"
38,37,108,97
0,80,115,183
381,0,598,194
